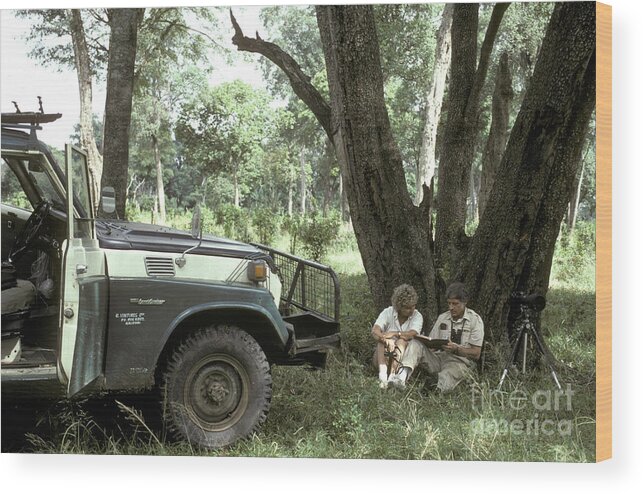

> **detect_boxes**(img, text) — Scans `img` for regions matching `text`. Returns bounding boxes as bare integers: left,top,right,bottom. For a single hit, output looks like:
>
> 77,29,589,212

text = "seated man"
389,282,483,392
371,284,423,388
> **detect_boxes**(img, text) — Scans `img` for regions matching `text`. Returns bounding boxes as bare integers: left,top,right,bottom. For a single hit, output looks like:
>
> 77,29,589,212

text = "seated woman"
371,284,423,388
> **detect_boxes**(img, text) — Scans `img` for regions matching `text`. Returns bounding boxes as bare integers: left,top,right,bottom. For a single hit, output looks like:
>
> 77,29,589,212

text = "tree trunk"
233,168,240,208
315,5,439,320
415,4,453,206
567,143,590,231
68,9,103,210
478,51,513,219
469,164,479,225
152,133,166,224
338,171,347,223
299,150,307,216
287,168,294,217
434,3,509,278
101,8,144,220
460,2,596,344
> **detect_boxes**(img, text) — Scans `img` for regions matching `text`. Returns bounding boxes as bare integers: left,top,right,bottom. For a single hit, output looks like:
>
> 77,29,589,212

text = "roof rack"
1,111,62,126
1,112,62,143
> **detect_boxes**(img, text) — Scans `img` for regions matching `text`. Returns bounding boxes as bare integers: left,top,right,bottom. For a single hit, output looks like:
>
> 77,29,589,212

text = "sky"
0,5,267,149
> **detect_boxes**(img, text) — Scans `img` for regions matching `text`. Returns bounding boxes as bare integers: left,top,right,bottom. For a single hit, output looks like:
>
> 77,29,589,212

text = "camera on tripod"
509,292,546,312
499,291,561,390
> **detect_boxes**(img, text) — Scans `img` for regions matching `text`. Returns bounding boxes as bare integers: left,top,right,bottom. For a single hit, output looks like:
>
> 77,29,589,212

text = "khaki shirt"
374,306,423,334
428,307,484,348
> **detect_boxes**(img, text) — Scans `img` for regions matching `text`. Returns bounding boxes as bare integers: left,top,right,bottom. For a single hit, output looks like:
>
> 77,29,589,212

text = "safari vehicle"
1,111,340,449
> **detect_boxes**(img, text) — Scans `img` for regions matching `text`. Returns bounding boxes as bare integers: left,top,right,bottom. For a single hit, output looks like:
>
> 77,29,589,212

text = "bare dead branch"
229,9,332,139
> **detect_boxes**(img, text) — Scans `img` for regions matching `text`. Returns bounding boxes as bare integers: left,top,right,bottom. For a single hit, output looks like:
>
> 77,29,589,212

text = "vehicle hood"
96,220,266,261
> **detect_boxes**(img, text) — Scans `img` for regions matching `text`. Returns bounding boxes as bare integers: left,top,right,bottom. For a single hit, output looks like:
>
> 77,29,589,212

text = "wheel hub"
205,377,229,404
185,356,249,431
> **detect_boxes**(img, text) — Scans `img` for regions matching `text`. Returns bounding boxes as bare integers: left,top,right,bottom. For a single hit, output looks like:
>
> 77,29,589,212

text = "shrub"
551,220,596,288
252,207,281,245
214,204,253,242
299,212,341,263
282,214,305,254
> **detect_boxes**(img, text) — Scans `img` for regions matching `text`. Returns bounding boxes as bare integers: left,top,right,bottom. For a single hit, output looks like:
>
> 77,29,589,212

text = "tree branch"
467,3,510,117
229,9,332,139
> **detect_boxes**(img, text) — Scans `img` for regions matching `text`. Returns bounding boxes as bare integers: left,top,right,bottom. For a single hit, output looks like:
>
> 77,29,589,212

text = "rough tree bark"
415,4,453,206
460,2,596,344
68,9,103,209
434,3,509,278
151,133,166,224
101,8,144,220
478,51,513,219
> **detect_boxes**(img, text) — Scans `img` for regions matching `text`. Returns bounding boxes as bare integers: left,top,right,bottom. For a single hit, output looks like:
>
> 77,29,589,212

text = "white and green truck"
1,112,340,449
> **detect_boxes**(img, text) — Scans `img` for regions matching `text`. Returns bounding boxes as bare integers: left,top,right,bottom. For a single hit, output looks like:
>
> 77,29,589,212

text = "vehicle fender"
156,300,290,361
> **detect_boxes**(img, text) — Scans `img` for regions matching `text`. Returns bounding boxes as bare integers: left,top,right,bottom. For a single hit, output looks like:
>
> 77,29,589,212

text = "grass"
1,222,596,462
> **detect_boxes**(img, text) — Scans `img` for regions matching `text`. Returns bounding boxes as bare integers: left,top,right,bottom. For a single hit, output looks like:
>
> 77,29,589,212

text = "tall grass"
4,221,596,461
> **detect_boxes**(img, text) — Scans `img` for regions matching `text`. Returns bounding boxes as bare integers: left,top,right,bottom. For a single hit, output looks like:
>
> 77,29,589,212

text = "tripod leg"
498,326,527,390
521,333,528,374
529,325,562,390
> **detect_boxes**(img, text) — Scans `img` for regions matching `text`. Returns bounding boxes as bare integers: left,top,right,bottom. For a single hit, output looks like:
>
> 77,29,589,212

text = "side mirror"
176,205,204,269
191,205,202,239
101,187,116,214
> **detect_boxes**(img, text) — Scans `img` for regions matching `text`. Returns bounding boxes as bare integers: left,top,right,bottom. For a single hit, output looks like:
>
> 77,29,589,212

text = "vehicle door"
58,144,108,397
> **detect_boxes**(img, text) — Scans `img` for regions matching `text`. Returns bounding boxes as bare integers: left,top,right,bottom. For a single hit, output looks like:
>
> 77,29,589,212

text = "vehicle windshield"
69,146,92,218
2,154,66,210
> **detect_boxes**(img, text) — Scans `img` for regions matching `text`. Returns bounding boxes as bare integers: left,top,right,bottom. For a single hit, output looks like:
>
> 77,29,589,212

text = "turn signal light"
247,260,268,282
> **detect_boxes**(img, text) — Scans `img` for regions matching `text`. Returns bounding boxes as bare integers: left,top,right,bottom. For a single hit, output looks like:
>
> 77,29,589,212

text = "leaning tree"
231,2,596,348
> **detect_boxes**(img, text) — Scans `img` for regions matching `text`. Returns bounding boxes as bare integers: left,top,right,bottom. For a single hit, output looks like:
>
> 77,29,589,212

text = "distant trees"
176,81,272,209
18,7,219,220
17,9,109,206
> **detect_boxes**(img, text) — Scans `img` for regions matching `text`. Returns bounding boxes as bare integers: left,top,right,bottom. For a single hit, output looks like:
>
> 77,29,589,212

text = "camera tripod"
497,294,562,390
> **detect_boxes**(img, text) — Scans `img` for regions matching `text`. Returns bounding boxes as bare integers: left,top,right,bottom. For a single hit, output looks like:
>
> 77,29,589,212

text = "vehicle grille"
144,257,175,277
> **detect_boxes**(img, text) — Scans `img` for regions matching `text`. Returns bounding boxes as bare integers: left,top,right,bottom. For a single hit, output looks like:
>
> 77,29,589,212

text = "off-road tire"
162,324,272,449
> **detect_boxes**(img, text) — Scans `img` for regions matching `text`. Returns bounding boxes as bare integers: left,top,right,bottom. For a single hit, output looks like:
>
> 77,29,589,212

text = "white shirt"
374,306,423,334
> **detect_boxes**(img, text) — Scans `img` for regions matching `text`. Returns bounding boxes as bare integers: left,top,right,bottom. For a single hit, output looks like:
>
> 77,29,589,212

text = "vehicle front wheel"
163,325,271,449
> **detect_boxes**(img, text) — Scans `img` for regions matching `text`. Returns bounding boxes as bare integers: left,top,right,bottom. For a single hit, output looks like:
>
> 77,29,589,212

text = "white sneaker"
379,380,389,389
387,374,406,389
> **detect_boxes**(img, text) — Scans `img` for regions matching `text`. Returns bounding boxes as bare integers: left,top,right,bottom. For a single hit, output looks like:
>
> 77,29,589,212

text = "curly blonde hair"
391,284,418,312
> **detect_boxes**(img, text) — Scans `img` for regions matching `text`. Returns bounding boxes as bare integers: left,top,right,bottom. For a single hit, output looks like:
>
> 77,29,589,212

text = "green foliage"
551,221,596,290
301,213,340,263
281,214,305,254
214,204,252,242
260,6,326,99
251,207,281,245
298,212,341,263
1,162,32,210
176,81,272,209
17,9,109,76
